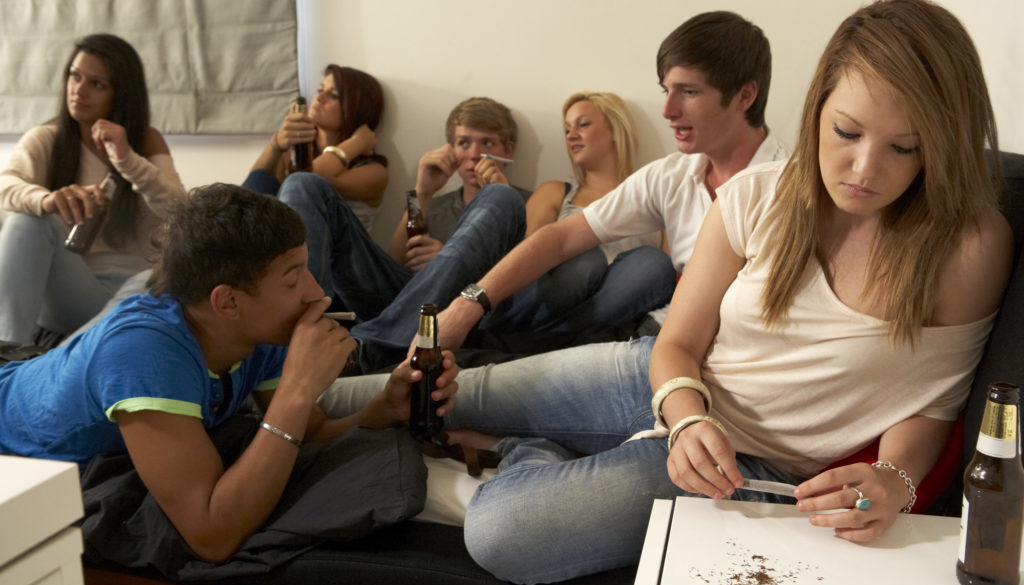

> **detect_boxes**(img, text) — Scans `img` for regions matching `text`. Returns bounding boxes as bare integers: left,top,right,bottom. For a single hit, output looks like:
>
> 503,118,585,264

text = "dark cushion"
929,150,1024,516
964,154,1024,435
87,522,637,584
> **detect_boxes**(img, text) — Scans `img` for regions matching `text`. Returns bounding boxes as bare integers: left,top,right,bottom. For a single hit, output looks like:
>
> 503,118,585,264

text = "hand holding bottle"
64,173,117,254
273,101,316,151
288,97,315,173
358,353,459,430
409,304,446,440
43,183,100,228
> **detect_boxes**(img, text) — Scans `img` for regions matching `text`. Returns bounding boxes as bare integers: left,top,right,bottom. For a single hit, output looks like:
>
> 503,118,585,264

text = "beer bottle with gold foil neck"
957,381,1023,585
289,96,314,174
409,303,443,440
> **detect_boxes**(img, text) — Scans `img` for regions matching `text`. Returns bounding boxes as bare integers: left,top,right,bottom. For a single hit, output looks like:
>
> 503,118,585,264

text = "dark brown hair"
148,184,307,305
49,33,149,249
325,64,384,139
656,11,771,128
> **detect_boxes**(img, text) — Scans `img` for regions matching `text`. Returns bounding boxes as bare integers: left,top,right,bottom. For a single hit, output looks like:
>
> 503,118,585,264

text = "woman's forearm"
112,151,187,218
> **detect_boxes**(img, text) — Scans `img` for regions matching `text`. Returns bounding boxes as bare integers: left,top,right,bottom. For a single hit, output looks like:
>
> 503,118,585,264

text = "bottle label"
977,402,1019,458
958,495,968,563
415,334,433,349
976,434,1017,458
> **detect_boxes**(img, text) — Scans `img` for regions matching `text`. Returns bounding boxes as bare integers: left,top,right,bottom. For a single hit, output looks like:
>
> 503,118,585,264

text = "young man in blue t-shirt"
0,183,457,563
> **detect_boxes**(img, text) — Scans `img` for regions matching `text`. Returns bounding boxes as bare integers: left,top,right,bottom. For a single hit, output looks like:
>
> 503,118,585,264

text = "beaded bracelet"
872,460,917,513
652,377,711,428
260,421,302,447
668,415,727,450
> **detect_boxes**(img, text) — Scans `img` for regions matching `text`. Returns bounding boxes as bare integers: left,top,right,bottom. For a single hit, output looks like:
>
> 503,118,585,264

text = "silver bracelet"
260,421,302,447
872,461,917,513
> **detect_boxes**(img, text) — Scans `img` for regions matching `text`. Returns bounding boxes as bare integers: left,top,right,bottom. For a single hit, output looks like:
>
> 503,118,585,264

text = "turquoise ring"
852,487,871,510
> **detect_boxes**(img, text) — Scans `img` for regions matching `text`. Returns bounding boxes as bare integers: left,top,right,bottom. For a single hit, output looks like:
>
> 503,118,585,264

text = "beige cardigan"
0,124,186,266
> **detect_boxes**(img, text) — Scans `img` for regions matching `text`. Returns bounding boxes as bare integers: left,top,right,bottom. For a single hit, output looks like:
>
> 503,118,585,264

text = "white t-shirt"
556,179,660,263
706,160,994,478
583,131,788,273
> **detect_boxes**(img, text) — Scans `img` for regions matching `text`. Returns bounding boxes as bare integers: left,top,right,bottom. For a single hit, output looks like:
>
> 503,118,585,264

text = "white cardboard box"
0,455,84,585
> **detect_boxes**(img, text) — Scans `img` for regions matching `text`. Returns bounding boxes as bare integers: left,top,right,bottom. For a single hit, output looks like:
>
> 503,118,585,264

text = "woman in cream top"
0,33,185,345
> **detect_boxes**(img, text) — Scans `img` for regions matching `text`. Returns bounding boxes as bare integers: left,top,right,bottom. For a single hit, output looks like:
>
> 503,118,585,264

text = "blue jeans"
487,245,676,334
318,337,802,584
350,183,528,370
277,172,412,322
0,213,133,343
277,173,528,371
241,168,282,196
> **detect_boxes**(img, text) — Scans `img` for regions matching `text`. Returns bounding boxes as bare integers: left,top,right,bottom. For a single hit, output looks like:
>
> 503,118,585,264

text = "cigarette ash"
687,538,823,584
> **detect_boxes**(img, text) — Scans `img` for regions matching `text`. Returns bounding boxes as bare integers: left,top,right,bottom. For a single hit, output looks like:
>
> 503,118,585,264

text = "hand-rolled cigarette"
481,153,514,164
324,311,357,321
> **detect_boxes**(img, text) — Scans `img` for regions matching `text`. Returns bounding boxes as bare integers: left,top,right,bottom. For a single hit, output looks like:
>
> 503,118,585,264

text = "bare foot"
443,427,501,451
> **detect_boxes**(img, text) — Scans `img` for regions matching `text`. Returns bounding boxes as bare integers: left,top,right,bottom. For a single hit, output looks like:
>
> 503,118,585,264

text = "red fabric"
824,415,964,513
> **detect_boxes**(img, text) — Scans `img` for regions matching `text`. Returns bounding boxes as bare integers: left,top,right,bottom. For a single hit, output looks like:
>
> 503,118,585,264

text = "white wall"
1,0,1020,244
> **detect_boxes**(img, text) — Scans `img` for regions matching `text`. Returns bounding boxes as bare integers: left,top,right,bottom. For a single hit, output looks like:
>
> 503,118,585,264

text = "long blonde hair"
562,91,638,185
761,0,999,346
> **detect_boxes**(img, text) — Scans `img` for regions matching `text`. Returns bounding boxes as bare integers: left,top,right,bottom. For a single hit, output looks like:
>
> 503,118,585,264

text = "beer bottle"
405,190,428,238
409,303,444,440
957,381,1024,585
289,96,314,174
65,173,116,254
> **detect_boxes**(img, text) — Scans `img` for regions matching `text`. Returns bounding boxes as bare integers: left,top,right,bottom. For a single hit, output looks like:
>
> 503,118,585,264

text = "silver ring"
852,486,871,510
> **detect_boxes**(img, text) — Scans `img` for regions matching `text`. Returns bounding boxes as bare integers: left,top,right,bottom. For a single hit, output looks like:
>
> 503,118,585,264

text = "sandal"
418,430,501,477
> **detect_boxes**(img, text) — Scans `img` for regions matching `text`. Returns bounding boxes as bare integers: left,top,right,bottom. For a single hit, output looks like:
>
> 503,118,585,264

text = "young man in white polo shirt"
436,11,789,350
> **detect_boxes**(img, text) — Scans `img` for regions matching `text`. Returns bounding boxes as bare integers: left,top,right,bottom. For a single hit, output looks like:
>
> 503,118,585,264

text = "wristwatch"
460,283,491,314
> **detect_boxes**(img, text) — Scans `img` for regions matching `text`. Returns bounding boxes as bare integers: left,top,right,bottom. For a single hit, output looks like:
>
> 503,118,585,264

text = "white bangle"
260,421,301,447
652,377,710,427
668,415,727,450
323,145,350,168
872,461,917,513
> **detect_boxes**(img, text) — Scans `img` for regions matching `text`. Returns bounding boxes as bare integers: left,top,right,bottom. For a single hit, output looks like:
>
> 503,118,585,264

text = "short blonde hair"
445,97,517,150
562,91,638,184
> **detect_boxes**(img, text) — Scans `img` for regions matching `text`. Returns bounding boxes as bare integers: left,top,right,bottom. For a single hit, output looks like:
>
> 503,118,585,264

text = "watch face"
461,283,490,313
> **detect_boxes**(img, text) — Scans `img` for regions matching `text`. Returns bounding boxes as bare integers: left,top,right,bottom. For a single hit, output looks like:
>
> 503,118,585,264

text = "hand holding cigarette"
475,156,511,187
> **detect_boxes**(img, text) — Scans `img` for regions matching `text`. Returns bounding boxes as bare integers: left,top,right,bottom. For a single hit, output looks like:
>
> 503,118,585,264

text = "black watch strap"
460,284,491,314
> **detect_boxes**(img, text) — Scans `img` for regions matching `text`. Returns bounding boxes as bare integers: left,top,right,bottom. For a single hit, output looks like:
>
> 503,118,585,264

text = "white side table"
0,455,84,585
635,496,1024,585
